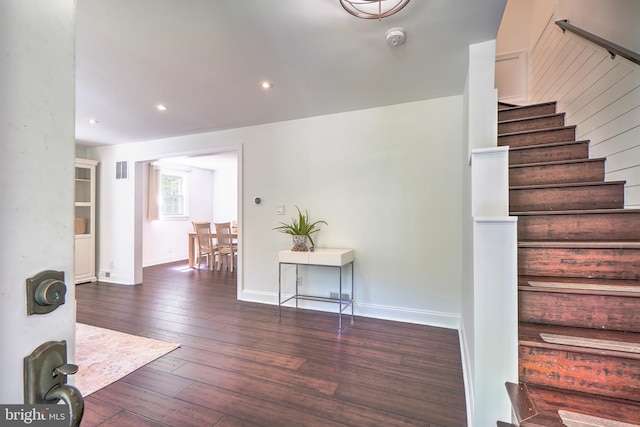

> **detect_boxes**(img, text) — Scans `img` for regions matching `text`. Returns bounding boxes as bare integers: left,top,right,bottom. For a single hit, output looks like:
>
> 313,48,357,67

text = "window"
161,172,188,218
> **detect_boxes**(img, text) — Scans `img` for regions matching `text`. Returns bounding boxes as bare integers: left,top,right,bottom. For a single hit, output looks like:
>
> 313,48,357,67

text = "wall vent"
115,161,128,180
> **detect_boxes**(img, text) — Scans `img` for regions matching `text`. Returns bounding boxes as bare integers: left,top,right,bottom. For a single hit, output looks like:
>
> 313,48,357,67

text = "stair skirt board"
528,281,640,293
539,333,640,354
559,410,640,427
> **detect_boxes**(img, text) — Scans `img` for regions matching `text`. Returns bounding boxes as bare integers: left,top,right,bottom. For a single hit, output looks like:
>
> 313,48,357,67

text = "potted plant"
273,206,327,251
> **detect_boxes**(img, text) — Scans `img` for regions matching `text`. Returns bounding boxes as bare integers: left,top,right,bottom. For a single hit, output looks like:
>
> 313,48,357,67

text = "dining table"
188,232,237,268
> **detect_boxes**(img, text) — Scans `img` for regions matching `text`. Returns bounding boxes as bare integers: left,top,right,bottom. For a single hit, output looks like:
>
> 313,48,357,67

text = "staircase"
499,101,640,426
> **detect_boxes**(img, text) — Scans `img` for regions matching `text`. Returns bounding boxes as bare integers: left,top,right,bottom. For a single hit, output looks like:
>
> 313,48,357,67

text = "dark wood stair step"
518,276,640,331
510,181,625,211
499,126,576,148
519,323,640,402
514,209,640,241
509,140,589,165
498,102,557,121
510,158,604,186
523,384,640,426
499,113,566,134
518,241,640,280
498,101,520,110
505,382,538,424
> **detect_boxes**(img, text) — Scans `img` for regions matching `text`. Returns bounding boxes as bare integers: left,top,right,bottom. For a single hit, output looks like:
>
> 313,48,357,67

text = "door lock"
24,341,84,427
26,270,67,315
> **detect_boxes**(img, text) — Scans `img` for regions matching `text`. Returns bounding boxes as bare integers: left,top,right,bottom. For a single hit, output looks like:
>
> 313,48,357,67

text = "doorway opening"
134,147,242,298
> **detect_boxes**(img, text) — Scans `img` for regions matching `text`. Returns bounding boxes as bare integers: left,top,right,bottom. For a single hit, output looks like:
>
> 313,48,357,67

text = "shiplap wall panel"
605,140,640,181
560,55,614,113
539,38,582,100
531,24,562,91
591,123,640,161
531,20,560,80
577,86,640,140
546,45,591,103
557,51,605,113
625,186,640,209
585,107,640,154
570,66,636,128
530,16,640,207
534,36,571,96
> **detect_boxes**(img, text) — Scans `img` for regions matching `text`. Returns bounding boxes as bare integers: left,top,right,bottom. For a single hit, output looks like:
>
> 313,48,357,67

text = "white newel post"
471,147,519,426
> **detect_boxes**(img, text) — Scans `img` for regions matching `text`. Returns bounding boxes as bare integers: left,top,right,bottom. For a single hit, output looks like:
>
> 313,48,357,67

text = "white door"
0,1,77,403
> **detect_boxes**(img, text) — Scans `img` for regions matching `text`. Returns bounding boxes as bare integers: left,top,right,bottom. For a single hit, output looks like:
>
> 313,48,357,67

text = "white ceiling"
75,0,507,147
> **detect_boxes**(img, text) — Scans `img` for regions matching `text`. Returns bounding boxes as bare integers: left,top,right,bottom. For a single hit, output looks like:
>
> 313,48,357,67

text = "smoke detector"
385,27,406,47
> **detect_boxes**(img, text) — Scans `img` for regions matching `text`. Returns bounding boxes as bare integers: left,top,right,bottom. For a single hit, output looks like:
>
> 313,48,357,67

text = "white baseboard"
143,254,187,267
240,290,460,329
459,321,475,427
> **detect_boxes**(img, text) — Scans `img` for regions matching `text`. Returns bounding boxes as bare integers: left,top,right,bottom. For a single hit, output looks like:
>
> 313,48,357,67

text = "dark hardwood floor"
76,261,467,426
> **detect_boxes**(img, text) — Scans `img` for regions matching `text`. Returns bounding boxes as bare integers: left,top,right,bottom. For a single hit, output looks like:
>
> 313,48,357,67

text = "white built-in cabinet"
74,158,98,284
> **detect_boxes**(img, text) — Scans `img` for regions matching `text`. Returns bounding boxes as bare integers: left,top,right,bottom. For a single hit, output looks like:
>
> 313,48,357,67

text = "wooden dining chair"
214,222,237,272
192,221,218,271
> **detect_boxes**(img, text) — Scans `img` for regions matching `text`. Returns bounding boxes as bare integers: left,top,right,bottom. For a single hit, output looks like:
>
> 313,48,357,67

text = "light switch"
275,205,285,215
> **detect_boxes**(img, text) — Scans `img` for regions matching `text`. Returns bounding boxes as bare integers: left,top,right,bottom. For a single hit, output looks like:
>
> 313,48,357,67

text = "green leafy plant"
273,206,327,248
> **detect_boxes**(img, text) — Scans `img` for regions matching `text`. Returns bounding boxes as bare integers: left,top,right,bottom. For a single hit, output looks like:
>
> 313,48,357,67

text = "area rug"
74,323,180,396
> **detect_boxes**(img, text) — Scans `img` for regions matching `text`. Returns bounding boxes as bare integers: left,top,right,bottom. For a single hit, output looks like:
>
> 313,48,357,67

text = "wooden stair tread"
512,208,640,216
559,410,640,427
508,139,590,152
524,385,640,426
518,241,640,249
511,180,625,190
509,158,604,169
499,125,576,138
498,101,521,108
519,276,640,297
499,101,556,112
506,382,538,422
499,113,565,125
519,275,640,287
520,323,640,351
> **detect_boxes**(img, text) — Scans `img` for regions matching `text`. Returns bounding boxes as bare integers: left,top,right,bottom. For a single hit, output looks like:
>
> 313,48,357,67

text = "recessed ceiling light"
156,104,168,111
259,81,273,90
88,118,99,125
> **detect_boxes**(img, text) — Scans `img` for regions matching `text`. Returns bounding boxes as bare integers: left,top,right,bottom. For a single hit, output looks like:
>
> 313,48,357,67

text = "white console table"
278,248,354,329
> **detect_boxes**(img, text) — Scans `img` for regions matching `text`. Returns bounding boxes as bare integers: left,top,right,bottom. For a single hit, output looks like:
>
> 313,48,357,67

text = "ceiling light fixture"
339,0,411,20
260,81,273,89
88,118,99,125
156,104,168,111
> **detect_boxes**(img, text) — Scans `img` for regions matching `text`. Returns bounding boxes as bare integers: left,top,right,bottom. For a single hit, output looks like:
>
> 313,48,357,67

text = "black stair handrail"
556,19,640,66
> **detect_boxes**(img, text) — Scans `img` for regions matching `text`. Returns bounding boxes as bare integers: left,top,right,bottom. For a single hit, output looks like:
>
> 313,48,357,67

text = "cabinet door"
74,235,93,282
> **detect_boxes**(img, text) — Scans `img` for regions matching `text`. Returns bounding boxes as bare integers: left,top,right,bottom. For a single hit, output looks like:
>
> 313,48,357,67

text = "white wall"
89,97,465,328
213,166,238,224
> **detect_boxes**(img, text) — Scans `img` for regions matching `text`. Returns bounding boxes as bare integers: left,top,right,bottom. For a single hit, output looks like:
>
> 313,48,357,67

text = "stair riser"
498,103,557,121
517,212,640,241
499,127,576,148
499,114,565,134
518,247,640,280
510,161,604,186
525,385,640,426
519,291,640,332
519,346,640,402
510,184,624,211
509,142,589,165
